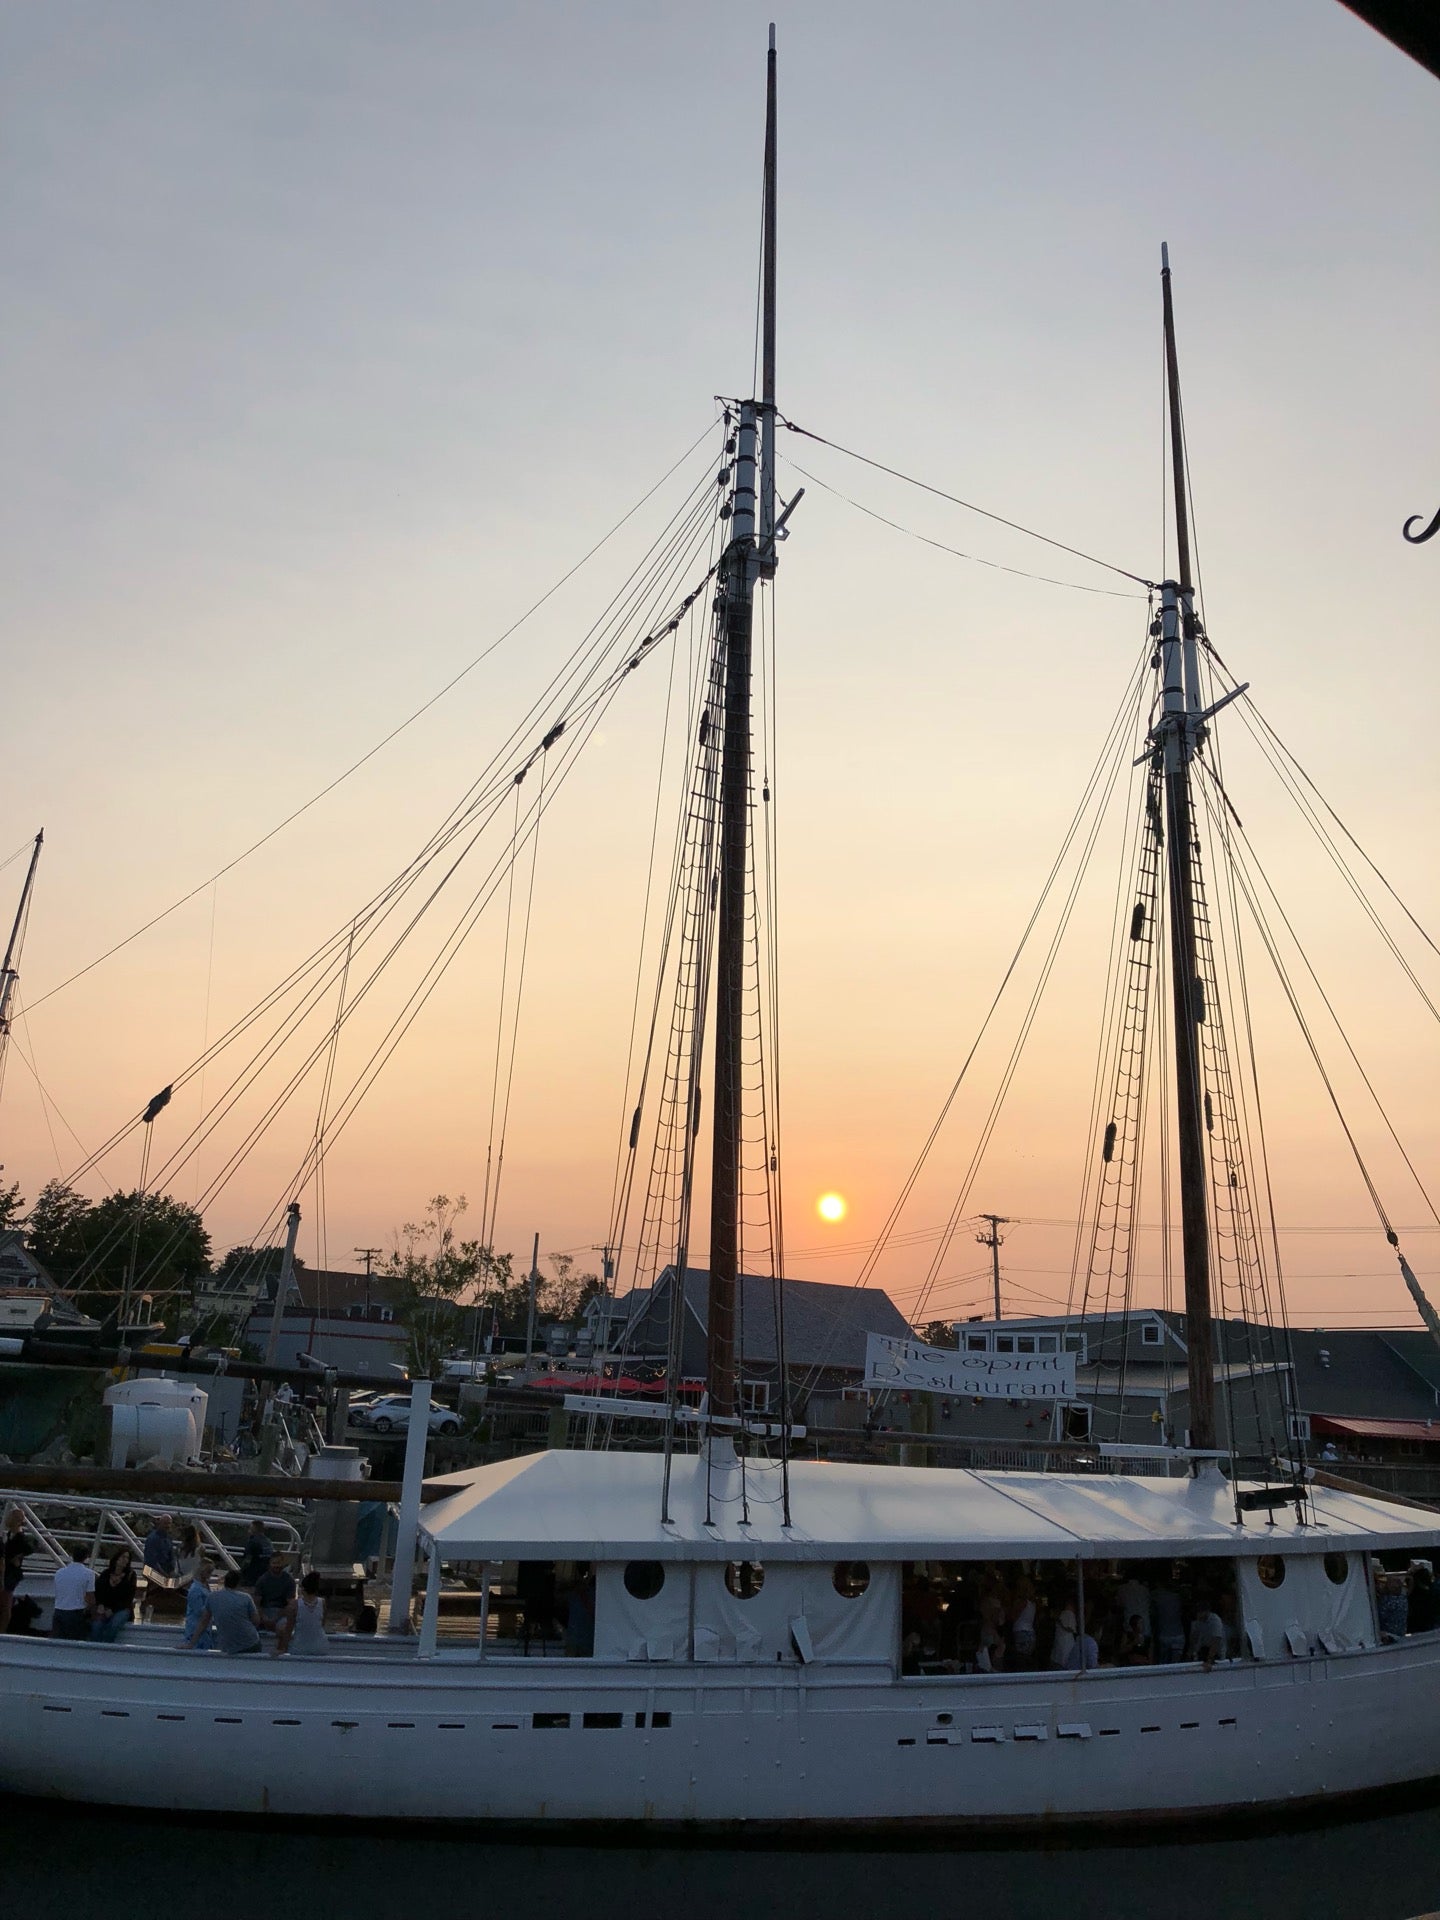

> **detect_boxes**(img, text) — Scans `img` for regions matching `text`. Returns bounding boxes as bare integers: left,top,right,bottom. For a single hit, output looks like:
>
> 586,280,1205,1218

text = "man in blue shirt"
142,1513,177,1582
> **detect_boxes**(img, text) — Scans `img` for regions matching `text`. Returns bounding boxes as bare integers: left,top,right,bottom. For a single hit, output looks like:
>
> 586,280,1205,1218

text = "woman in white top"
280,1570,329,1656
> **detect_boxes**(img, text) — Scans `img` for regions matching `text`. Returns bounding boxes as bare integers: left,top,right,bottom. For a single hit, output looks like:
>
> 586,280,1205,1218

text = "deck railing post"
418,1542,442,1660
386,1380,431,1633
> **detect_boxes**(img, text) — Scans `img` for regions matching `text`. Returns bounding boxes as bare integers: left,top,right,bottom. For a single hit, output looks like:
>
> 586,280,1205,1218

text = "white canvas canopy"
418,1449,1440,1563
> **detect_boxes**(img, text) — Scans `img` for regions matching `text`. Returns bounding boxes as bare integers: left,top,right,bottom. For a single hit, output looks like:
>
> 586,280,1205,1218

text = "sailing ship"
2,33,1438,1831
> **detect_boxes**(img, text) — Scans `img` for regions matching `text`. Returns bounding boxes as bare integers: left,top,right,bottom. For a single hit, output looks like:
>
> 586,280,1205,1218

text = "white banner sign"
864,1332,1076,1401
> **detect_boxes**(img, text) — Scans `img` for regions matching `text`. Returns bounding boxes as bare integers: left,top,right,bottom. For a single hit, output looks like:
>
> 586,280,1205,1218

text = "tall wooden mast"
706,30,778,1420
1157,245,1216,1452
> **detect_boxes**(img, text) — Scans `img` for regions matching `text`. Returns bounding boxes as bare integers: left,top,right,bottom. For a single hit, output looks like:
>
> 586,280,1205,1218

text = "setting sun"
817,1192,847,1224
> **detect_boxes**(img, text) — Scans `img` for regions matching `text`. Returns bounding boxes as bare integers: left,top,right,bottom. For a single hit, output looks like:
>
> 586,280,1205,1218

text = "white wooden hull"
4,1631,1439,1829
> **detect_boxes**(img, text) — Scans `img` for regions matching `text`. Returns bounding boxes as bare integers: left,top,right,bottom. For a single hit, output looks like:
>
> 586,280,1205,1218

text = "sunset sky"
3,2,1436,1331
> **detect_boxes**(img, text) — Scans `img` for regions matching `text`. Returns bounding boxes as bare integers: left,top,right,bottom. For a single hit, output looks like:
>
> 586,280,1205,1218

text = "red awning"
1312,1414,1440,1445
527,1373,663,1396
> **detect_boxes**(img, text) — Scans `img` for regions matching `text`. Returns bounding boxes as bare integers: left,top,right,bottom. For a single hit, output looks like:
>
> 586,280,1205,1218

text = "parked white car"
350,1394,460,1437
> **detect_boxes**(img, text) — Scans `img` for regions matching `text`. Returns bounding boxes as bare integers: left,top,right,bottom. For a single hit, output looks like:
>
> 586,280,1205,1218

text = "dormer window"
1141,1322,1163,1347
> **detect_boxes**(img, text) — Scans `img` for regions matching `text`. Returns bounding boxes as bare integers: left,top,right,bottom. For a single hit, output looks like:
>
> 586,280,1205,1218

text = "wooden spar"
705,408,756,1423
706,38,778,1421
1158,244,1216,1453
1160,244,1192,591
760,23,778,558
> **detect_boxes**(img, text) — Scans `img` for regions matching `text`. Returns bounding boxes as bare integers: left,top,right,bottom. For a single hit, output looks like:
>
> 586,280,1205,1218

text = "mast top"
1160,241,1193,594
769,21,775,51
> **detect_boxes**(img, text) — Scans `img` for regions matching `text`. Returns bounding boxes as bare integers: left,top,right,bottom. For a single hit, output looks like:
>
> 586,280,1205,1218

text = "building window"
739,1381,771,1413
1064,1333,1088,1363
994,1335,1015,1354
1017,1336,1036,1354
1141,1322,1163,1347
1323,1554,1348,1586
623,1562,665,1601
833,1562,870,1599
1036,1334,1058,1354
1061,1403,1092,1442
724,1561,765,1600
964,1334,989,1353
1257,1556,1285,1589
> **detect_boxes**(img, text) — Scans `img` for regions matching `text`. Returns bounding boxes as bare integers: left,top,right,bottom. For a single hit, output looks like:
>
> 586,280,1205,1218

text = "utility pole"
354,1245,382,1316
976,1214,1009,1322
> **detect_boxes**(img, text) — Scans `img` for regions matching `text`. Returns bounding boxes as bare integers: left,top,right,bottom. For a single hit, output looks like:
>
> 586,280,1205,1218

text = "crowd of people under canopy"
901,1559,1237,1675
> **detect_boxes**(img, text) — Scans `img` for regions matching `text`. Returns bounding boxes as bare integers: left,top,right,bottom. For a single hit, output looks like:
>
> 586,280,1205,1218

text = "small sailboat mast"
0,829,44,1104
1156,246,1217,1452
706,28,779,1421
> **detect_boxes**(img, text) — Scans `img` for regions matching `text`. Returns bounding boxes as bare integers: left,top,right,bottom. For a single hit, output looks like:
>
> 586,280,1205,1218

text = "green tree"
27,1180,92,1277
385,1194,486,1377
547,1250,604,1324
0,1178,24,1231
215,1243,306,1295
29,1179,211,1322
919,1320,959,1350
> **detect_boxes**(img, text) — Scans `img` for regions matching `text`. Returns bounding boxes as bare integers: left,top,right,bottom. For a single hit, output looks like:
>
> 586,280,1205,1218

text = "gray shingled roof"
637,1266,909,1372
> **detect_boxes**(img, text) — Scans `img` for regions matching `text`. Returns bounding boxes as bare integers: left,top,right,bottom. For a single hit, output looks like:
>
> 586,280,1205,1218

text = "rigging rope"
777,415,1157,589
781,456,1145,599
25,422,725,1017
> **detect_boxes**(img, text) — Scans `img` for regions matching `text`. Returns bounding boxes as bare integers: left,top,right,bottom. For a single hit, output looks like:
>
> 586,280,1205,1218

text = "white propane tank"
104,1378,208,1468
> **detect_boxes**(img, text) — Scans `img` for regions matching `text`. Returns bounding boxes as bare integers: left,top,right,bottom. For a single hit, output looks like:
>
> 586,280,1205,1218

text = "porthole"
1257,1555,1285,1589
725,1560,765,1599
1323,1553,1348,1586
833,1561,870,1599
623,1561,665,1600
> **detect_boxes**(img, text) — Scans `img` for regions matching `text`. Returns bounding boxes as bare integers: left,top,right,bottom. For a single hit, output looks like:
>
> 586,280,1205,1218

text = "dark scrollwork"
1403,504,1440,545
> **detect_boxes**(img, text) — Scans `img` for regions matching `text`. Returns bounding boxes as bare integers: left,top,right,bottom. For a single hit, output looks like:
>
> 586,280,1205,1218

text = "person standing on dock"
1,1508,34,1635
237,1520,273,1590
141,1515,177,1584
50,1546,96,1641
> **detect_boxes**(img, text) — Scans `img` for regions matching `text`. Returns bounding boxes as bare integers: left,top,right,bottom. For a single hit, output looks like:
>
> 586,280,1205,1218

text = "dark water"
7,1800,1440,1919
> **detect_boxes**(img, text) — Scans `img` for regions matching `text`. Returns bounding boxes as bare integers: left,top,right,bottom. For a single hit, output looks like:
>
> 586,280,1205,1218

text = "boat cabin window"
901,1558,1240,1675
1257,1555,1285,1589
725,1561,765,1599
1324,1554,1348,1586
833,1561,870,1599
624,1561,666,1600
